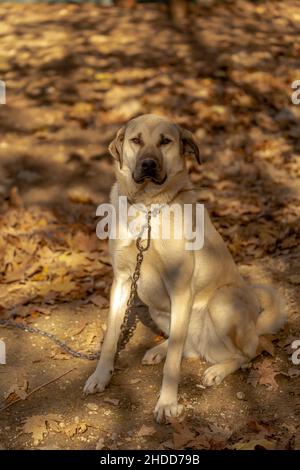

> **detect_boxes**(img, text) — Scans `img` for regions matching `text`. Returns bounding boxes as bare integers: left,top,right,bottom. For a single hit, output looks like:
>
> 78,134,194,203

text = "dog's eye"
160,137,172,146
131,137,141,145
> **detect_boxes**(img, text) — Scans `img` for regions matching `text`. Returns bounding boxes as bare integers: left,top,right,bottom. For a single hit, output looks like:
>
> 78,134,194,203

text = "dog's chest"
137,248,170,309
113,239,172,310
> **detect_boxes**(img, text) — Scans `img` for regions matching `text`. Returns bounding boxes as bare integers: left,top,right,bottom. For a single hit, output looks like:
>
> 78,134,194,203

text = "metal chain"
116,209,152,356
0,319,101,360
0,210,153,361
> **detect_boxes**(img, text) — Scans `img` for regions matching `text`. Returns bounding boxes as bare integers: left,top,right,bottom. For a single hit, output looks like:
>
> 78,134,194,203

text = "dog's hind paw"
83,370,111,395
203,364,226,387
142,341,168,365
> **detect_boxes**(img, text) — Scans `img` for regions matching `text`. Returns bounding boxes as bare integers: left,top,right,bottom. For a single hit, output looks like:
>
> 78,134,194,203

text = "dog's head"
109,114,200,187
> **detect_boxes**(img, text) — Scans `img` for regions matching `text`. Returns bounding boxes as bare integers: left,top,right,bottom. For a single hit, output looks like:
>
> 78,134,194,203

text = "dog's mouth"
132,173,167,185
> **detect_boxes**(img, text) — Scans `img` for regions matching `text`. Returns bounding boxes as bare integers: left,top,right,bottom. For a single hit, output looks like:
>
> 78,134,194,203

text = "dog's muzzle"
133,158,167,185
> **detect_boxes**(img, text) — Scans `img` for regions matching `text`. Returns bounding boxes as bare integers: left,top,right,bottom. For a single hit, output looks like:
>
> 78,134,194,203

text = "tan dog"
84,114,286,423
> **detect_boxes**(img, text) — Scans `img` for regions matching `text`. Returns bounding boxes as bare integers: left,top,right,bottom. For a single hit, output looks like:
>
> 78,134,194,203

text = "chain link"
0,210,153,361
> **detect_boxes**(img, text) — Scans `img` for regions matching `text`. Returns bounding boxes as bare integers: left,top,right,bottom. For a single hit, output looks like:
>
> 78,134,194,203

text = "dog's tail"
253,284,286,336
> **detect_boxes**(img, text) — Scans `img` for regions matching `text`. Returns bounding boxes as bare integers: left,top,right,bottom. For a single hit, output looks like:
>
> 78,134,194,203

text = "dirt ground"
0,1,299,450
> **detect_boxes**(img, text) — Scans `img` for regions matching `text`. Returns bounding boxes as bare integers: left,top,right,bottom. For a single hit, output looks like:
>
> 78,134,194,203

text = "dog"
84,114,286,423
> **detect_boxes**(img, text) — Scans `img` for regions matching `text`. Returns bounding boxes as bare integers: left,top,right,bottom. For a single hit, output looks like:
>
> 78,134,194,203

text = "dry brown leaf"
187,434,211,449
232,438,275,450
23,414,63,445
247,359,281,391
4,260,31,283
36,277,77,298
31,266,49,282
50,276,77,294
57,252,90,269
4,379,28,402
64,420,87,439
137,425,156,438
247,420,274,437
170,419,196,449
72,232,98,252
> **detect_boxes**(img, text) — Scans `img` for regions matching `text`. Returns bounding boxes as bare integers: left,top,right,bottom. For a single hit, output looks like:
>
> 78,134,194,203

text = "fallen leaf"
64,420,87,439
4,379,28,402
23,414,63,445
137,425,156,437
247,359,282,391
72,232,99,252
170,419,196,449
232,438,275,450
247,420,274,437
50,276,77,295
186,434,211,449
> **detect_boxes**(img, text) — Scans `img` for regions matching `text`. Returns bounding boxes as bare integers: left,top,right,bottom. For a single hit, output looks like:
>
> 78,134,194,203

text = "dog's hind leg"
202,320,258,386
202,285,259,387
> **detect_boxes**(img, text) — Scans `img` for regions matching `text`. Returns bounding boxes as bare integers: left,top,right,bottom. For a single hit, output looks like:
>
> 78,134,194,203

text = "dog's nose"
141,159,157,172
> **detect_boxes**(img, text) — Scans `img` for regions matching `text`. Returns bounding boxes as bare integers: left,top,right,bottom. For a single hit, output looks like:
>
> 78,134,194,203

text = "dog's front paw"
154,398,184,424
83,369,112,395
203,364,226,387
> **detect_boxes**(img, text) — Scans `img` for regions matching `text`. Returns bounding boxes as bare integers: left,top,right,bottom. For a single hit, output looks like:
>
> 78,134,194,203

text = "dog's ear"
108,126,126,168
178,126,201,165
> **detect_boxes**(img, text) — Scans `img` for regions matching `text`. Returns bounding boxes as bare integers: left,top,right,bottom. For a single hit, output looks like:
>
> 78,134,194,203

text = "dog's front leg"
84,276,131,394
154,289,192,423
